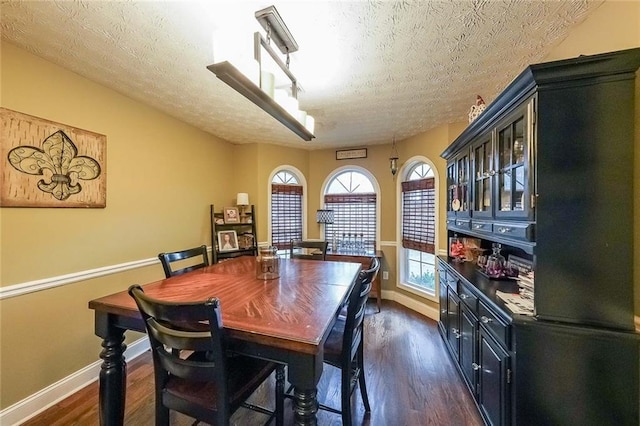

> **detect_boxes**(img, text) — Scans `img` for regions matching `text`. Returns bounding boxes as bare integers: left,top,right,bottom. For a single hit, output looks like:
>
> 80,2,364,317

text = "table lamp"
237,193,249,222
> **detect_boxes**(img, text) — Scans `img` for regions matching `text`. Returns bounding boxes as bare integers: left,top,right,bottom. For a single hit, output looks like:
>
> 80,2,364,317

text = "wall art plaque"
0,108,106,208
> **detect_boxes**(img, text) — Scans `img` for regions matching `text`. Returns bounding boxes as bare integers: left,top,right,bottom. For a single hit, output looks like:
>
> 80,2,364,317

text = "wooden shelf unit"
210,204,257,263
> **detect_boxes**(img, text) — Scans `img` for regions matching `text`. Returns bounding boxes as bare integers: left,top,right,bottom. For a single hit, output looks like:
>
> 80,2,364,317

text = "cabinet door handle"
459,294,469,300
441,309,447,314
452,328,461,338
473,224,484,229
497,226,512,233
489,170,496,176
472,363,481,371
480,315,493,324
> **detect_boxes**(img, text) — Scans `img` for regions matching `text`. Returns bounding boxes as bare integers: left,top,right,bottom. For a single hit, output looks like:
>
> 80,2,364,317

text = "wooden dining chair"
289,240,329,260
158,245,209,278
320,257,380,425
128,285,284,426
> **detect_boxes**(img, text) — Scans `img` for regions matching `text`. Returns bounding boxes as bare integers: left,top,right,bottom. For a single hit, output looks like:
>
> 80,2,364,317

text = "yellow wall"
542,0,640,316
0,41,236,407
1,0,639,412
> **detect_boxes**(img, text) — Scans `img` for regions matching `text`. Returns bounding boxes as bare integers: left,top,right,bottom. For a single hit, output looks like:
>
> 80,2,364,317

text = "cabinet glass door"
447,150,471,218
495,100,533,220
472,134,494,219
447,162,457,218
456,151,471,218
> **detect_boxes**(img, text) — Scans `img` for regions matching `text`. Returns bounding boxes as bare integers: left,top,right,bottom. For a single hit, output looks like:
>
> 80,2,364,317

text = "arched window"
271,170,303,249
400,161,436,296
323,169,377,252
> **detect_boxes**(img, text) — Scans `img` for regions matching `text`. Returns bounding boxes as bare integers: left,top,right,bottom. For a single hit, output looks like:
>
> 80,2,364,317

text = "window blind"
402,178,435,253
271,184,303,249
324,193,376,251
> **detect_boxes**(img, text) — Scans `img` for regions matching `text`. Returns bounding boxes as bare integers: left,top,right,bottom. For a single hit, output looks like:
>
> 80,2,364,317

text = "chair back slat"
128,285,227,386
158,245,209,278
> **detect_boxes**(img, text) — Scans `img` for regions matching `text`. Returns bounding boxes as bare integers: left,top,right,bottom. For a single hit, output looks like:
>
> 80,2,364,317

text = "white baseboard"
0,338,150,426
381,289,440,322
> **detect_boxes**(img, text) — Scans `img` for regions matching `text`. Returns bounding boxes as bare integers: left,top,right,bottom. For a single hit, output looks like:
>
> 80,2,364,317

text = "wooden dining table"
88,256,361,426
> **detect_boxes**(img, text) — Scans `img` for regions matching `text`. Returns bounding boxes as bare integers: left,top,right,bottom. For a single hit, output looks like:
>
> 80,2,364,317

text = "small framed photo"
223,207,240,223
218,230,239,252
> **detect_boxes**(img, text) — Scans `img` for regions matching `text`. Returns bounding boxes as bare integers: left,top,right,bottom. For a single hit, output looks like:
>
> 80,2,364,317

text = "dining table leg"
287,352,323,426
292,387,318,425
94,312,127,426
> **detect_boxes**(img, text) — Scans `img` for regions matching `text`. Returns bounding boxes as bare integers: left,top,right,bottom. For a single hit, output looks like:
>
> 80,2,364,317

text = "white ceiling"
0,0,603,150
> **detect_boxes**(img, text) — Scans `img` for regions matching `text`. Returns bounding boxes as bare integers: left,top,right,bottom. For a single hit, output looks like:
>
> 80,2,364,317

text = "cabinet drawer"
446,218,471,231
479,301,510,348
454,219,471,230
470,220,493,234
458,281,478,312
493,221,534,242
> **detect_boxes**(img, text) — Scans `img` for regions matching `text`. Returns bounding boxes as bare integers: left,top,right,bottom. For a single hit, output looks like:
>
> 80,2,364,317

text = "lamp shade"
237,193,249,206
316,209,334,224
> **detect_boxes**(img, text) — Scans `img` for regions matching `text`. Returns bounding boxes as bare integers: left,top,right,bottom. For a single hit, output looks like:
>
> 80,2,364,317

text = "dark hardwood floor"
23,301,483,425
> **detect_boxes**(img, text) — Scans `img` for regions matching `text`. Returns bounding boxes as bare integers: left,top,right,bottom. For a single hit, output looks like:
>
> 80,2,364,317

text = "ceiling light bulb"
305,115,315,134
260,70,275,97
285,96,299,117
274,89,288,105
297,110,307,125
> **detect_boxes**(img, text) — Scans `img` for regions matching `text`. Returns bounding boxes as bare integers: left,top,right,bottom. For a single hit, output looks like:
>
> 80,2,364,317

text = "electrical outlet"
382,271,389,280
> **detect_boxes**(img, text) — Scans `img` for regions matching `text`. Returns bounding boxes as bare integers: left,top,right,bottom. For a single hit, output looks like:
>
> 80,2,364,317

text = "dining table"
88,256,362,426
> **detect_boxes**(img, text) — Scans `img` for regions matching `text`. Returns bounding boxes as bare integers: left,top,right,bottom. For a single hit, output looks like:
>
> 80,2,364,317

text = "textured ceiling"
0,0,603,150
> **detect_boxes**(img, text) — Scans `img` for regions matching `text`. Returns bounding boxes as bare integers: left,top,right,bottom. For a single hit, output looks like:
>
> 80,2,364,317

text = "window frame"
320,165,381,252
397,157,440,301
268,166,307,247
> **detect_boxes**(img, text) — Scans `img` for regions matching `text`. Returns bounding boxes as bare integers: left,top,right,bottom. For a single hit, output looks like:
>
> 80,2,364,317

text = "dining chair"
289,240,329,260
128,285,284,426
158,245,209,278
320,257,380,426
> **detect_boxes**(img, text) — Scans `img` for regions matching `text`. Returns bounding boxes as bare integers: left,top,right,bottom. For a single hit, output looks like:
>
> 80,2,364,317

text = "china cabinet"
439,48,640,426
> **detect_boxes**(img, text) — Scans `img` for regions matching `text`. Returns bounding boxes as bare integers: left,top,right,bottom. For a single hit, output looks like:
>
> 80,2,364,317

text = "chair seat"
323,317,346,366
165,354,278,411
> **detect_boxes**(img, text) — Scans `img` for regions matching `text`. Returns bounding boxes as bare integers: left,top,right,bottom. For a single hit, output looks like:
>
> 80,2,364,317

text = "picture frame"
217,230,239,252
238,233,255,250
1,107,107,208
223,207,240,223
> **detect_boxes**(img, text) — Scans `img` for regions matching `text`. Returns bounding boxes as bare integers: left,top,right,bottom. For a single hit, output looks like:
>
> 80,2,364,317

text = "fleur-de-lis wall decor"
1,108,106,208
8,130,101,201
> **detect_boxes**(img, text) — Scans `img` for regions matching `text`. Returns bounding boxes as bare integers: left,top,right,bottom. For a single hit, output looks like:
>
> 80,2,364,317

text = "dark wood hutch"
439,48,640,425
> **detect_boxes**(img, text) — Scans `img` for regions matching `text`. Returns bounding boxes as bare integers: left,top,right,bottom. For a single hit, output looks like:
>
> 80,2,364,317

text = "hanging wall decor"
0,108,106,208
